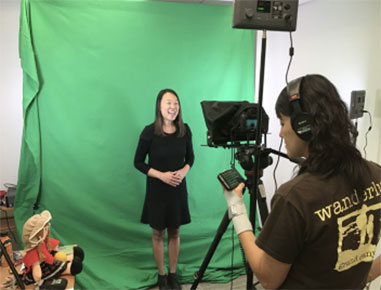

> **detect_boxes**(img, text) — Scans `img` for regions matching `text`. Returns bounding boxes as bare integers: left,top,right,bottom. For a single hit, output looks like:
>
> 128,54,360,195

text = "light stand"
194,1,299,288
246,29,267,289
233,1,299,287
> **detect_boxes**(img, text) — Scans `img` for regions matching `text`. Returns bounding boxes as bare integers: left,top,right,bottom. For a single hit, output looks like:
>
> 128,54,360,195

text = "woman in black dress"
134,89,194,290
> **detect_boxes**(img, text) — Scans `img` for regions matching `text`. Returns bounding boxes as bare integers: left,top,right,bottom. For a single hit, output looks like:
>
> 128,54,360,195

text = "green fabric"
15,0,256,289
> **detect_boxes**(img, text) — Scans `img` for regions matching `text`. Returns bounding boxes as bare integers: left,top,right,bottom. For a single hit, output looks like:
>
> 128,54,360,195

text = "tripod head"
235,144,272,196
234,144,304,195
235,144,273,172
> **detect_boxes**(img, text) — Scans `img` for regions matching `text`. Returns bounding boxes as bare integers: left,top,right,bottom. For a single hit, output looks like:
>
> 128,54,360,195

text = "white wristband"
228,202,247,218
232,213,253,235
223,187,253,235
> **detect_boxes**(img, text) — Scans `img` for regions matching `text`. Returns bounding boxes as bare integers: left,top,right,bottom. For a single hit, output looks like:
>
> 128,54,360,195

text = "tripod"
190,143,302,290
190,167,269,290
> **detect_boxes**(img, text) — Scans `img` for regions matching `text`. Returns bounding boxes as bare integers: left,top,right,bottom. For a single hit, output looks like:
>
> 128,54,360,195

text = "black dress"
134,123,194,230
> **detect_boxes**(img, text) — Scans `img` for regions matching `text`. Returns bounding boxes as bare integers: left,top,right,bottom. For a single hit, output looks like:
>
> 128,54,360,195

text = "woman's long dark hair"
275,74,370,191
154,88,185,137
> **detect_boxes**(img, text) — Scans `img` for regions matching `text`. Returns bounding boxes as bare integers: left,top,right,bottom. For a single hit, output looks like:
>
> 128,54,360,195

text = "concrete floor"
148,274,264,290
147,273,381,290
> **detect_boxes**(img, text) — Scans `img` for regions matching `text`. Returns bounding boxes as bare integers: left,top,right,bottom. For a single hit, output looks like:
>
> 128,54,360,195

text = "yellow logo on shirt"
313,181,381,272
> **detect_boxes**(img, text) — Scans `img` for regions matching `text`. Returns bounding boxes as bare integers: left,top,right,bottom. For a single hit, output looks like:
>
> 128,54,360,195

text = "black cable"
273,138,283,191
229,130,236,288
231,224,234,290
285,32,294,84
363,110,372,158
230,129,237,169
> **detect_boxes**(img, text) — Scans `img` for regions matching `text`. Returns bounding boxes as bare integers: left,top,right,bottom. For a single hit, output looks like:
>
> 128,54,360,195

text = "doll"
21,210,84,285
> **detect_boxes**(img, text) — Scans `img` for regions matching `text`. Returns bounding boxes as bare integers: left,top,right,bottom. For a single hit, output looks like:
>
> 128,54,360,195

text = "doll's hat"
22,210,52,251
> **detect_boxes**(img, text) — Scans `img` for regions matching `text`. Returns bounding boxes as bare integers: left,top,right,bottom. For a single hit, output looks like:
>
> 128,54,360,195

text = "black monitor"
201,101,269,147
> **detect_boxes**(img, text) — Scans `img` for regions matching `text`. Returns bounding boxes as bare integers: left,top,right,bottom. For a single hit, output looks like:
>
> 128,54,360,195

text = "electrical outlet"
349,90,366,119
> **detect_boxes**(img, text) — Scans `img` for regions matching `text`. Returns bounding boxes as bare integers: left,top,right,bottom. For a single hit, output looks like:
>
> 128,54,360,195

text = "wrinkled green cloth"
15,1,255,289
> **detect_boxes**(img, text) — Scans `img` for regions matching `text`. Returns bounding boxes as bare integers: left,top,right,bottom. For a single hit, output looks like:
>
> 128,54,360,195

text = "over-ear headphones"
287,76,312,141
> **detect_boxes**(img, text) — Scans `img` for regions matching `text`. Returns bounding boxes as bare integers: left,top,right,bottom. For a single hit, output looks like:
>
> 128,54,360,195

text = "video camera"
201,101,269,147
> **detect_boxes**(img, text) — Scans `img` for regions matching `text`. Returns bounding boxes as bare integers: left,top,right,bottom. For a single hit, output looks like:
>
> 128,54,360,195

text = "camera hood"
201,101,269,147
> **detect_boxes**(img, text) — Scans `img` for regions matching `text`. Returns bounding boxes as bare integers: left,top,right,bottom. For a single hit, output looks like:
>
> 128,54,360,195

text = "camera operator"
223,74,381,289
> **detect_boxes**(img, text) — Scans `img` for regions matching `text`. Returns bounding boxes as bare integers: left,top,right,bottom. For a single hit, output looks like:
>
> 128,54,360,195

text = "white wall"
0,0,23,190
256,1,381,289
258,0,381,204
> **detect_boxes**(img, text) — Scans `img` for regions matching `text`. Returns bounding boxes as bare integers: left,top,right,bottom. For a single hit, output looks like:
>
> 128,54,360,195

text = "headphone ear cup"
291,112,312,141
288,76,312,141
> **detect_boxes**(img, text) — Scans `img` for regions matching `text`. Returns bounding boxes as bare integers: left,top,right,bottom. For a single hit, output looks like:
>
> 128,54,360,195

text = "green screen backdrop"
15,0,256,289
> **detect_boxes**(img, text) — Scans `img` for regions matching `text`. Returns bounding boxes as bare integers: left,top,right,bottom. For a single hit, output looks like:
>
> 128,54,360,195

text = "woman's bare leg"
167,227,180,274
152,228,166,275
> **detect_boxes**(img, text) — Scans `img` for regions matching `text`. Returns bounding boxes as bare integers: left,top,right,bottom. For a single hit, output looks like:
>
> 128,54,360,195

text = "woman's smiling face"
160,92,179,124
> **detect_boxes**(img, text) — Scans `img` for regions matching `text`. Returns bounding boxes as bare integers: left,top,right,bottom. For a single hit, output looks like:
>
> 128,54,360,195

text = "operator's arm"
224,183,291,289
367,255,381,283
238,230,291,289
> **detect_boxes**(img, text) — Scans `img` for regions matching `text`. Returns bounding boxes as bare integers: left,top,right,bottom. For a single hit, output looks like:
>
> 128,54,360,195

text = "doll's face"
42,223,50,239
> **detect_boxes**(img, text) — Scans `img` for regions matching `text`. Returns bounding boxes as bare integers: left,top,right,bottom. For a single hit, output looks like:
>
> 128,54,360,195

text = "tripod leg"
237,241,256,290
246,181,269,289
0,241,25,289
257,180,269,225
191,210,230,290
245,178,269,290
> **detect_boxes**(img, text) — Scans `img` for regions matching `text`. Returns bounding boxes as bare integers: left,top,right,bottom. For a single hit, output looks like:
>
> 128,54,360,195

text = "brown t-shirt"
256,161,381,289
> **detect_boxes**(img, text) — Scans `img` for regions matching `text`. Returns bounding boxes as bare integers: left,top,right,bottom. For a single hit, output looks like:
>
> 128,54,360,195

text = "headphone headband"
287,76,312,141
287,77,303,102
